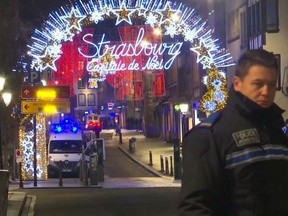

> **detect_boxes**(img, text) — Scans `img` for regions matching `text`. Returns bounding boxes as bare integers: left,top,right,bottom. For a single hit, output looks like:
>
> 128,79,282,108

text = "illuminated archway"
28,0,234,113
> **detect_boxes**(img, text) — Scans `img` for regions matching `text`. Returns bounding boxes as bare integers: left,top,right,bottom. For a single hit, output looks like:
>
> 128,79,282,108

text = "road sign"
21,86,70,99
21,101,70,114
16,149,22,163
28,71,41,84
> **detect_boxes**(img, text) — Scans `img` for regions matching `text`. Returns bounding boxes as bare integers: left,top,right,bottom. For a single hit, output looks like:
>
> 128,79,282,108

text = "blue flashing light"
54,125,63,133
109,113,116,117
71,126,78,133
50,118,81,133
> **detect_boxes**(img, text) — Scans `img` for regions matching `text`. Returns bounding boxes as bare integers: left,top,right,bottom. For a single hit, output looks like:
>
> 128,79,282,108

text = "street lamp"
0,77,5,91
173,103,189,180
0,75,12,169
179,103,189,143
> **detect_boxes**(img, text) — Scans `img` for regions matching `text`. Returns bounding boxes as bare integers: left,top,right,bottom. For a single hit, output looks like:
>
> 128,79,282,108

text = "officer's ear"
233,76,242,92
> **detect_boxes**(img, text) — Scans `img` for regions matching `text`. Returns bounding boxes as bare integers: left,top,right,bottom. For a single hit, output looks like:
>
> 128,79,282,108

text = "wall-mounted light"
180,103,189,113
0,77,5,92
2,92,12,106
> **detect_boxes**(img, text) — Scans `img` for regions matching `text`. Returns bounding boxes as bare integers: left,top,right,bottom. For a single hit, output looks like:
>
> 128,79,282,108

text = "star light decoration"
61,7,86,33
19,115,47,180
28,0,235,113
112,2,134,25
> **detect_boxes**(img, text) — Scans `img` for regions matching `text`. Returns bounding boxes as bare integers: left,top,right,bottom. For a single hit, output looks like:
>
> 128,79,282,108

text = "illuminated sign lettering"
78,27,183,73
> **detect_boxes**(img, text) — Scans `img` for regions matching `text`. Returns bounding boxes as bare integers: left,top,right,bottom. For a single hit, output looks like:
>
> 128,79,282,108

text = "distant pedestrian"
178,49,288,216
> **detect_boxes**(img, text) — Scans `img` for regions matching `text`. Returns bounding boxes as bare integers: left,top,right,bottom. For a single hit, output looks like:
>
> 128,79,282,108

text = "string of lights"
19,114,47,180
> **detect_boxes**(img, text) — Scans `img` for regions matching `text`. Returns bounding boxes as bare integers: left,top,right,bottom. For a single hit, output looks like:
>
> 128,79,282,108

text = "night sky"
19,0,72,27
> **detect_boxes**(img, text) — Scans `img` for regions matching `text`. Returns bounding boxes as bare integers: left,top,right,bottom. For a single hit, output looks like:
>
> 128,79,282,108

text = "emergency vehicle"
85,113,102,132
48,119,84,177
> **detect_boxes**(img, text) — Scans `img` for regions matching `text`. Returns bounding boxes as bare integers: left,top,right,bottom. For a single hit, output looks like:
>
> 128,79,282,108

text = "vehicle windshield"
49,140,83,153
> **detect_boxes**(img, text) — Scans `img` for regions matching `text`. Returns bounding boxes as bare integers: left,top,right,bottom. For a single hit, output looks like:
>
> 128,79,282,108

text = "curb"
118,145,174,180
7,192,27,216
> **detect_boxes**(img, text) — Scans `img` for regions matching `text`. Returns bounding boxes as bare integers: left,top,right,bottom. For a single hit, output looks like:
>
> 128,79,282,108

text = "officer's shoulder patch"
183,112,221,139
198,112,221,128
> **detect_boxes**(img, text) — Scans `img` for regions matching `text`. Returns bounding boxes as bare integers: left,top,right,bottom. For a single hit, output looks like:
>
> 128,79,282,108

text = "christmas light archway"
28,0,235,113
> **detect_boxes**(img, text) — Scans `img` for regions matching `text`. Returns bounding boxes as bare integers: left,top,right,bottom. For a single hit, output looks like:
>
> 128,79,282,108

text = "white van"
48,130,84,177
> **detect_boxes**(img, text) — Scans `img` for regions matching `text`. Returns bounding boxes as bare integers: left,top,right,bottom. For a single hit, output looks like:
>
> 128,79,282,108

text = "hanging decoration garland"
19,114,47,180
27,0,235,113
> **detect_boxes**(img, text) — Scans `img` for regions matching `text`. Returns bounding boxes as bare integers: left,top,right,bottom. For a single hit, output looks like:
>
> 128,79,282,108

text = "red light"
16,149,21,156
86,121,102,130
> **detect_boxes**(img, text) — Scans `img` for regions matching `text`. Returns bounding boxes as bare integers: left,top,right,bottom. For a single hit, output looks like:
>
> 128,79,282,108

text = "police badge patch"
232,128,260,147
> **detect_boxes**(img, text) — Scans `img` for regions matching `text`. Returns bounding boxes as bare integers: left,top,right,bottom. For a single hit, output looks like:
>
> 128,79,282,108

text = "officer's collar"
228,86,284,121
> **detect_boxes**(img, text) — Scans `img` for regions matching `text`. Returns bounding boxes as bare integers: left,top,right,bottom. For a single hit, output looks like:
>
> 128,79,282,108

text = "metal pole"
173,111,182,180
160,155,164,172
19,162,23,188
59,161,63,187
149,150,153,166
33,114,37,186
170,156,174,176
165,157,169,174
119,132,122,144
0,117,2,169
179,112,183,143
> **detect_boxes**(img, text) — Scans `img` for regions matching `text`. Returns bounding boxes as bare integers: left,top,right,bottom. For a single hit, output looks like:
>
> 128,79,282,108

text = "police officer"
178,49,288,216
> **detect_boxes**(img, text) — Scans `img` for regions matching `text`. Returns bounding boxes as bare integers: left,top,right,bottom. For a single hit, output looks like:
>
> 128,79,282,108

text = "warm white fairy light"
19,114,47,180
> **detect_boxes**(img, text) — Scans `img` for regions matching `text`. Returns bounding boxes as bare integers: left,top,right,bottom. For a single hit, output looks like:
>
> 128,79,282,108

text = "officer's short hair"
235,49,279,79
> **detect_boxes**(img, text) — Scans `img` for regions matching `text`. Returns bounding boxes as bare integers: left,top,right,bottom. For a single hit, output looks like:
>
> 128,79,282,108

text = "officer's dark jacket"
178,88,288,216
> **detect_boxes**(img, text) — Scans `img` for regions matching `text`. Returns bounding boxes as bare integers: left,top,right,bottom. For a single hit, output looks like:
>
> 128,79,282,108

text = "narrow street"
18,132,181,216
22,187,180,216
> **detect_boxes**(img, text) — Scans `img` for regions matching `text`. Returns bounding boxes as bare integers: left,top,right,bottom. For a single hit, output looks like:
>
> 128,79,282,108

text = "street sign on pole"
28,71,41,84
21,86,70,99
15,149,22,163
21,100,70,114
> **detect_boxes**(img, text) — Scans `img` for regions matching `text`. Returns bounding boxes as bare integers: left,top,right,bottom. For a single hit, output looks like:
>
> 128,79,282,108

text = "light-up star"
33,48,60,71
201,57,214,69
63,28,75,42
177,22,188,34
90,10,105,24
156,2,179,25
190,39,212,63
61,8,86,32
145,12,159,27
102,5,112,17
112,2,134,25
31,59,42,71
137,5,147,17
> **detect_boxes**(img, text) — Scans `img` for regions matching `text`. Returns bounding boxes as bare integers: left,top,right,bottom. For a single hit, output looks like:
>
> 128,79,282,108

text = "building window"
247,0,264,49
240,9,247,49
265,0,279,33
274,54,281,91
87,93,95,106
227,9,240,42
78,78,86,89
78,61,84,71
78,94,86,106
